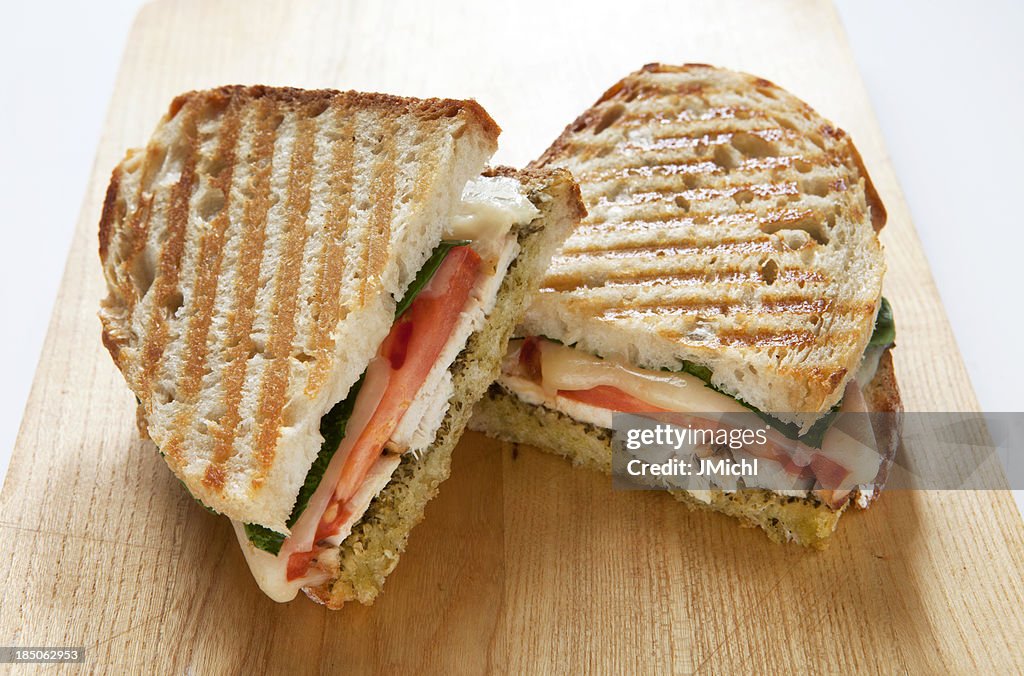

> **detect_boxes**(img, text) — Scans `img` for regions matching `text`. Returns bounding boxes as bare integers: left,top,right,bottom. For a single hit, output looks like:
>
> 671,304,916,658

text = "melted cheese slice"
449,176,539,241
498,339,750,429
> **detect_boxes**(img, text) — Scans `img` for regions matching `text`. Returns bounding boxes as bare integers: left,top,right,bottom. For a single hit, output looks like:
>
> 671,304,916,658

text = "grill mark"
717,329,816,348
558,237,773,259
110,193,153,314
644,127,793,151
614,105,756,128
656,329,846,350
108,196,158,373
719,327,860,349
570,126,795,155
580,202,814,238
592,180,798,209
548,268,757,290
655,325,867,350
548,266,827,292
305,109,356,397
409,118,441,208
574,205,793,232
124,196,155,304
98,165,122,263
360,118,398,303
615,78,792,108
577,211,701,230
138,104,200,424
159,98,243,482
120,142,177,307
251,109,319,480
577,150,833,185
178,100,243,404
579,159,721,183
205,98,278,480
591,296,832,319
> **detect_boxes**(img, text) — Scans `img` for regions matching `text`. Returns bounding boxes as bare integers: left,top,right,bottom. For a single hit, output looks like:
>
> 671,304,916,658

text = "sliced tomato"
287,246,482,584
518,336,543,382
809,454,852,490
286,549,319,582
314,502,354,543
329,245,482,508
558,385,671,414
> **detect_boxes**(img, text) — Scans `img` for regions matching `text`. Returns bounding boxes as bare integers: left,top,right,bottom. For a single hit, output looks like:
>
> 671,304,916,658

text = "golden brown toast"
526,64,888,431
99,85,499,530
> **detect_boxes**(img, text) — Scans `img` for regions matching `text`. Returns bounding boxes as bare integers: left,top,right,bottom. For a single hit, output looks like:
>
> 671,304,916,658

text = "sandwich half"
470,64,902,547
99,86,584,605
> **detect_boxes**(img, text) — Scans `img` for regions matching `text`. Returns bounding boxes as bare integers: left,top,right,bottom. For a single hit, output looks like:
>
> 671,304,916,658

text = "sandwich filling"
496,299,895,509
233,176,539,602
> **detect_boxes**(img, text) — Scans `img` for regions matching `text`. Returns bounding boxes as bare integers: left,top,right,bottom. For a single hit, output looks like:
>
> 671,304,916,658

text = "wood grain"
2,0,1022,672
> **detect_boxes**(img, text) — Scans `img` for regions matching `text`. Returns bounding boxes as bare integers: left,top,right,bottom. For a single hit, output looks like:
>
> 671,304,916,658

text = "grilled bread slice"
526,64,887,430
99,86,499,531
471,347,901,548
306,167,585,606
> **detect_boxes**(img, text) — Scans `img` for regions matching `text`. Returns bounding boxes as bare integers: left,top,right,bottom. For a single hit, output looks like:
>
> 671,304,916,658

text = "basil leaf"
244,523,285,556
244,372,366,554
673,361,836,447
868,296,895,347
394,239,470,318
751,404,840,449
291,373,365,527
678,361,713,384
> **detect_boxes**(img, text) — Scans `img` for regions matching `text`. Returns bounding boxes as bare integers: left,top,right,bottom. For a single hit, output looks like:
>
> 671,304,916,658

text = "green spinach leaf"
868,296,895,347
394,239,470,318
243,522,286,556
244,373,365,555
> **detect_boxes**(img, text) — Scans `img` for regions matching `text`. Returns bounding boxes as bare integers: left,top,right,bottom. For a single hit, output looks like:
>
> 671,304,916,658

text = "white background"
1,1,1022,510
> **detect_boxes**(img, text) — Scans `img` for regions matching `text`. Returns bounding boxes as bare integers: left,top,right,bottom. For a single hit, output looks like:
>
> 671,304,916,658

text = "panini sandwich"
471,64,902,546
99,86,583,604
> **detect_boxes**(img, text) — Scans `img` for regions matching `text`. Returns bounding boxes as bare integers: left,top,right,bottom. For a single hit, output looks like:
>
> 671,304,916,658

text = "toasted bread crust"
470,346,902,548
99,85,500,529
527,64,888,429
858,347,902,492
160,85,502,142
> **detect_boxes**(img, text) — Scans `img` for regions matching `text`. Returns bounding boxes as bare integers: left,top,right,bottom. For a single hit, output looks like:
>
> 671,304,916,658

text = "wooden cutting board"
3,0,1022,671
